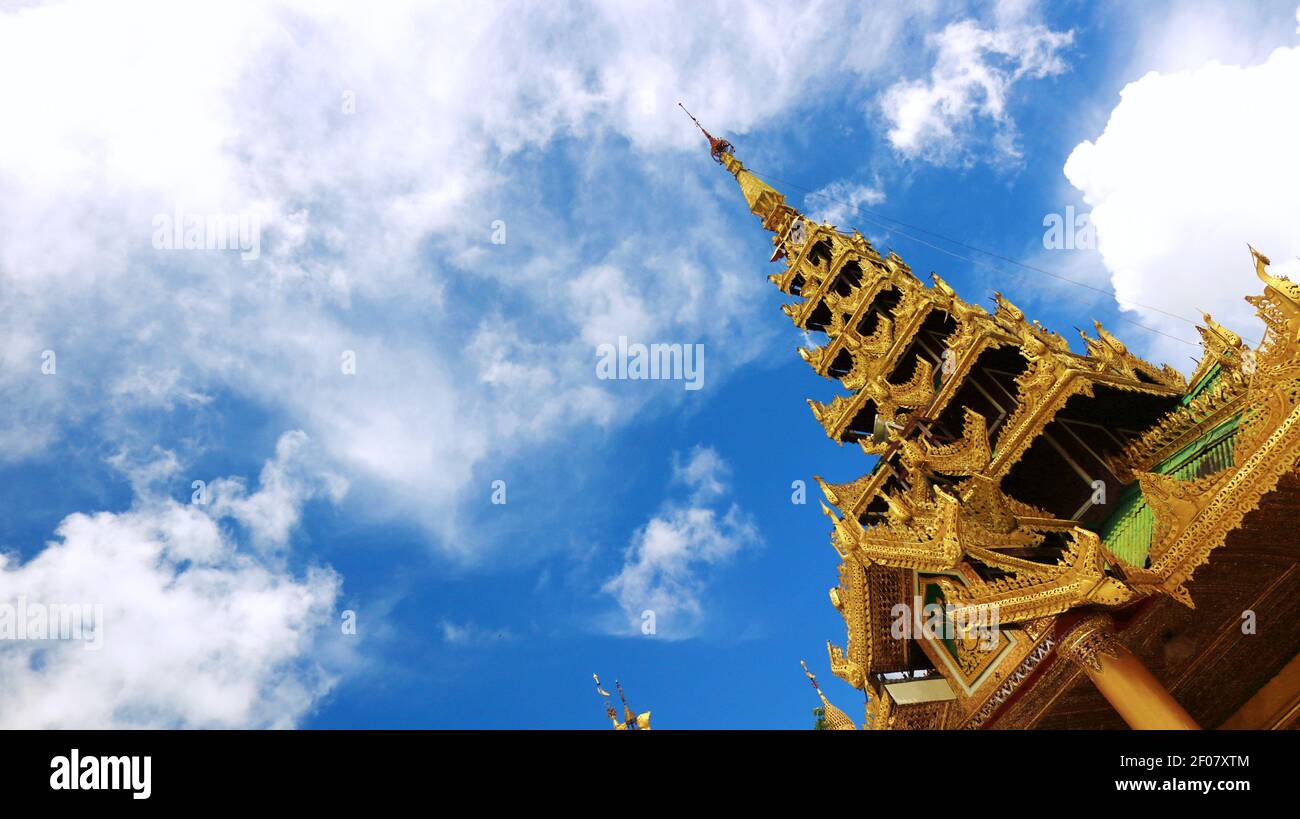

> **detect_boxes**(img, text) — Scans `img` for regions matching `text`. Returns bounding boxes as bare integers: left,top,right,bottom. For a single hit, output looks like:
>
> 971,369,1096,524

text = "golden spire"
801,660,857,730
680,103,790,223
593,673,652,730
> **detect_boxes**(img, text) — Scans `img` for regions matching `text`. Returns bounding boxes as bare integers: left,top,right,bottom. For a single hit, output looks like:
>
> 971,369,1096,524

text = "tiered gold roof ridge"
712,143,1300,729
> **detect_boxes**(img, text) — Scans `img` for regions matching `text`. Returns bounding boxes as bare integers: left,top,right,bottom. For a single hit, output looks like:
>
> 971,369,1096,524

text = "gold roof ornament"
801,660,857,730
593,674,651,730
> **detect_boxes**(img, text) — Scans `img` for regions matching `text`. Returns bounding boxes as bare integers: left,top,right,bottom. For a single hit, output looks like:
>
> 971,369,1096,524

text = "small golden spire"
593,673,652,730
801,660,857,730
680,103,793,228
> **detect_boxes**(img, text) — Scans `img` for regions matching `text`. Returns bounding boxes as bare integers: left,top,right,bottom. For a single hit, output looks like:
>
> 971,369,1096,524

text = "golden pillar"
1059,613,1200,730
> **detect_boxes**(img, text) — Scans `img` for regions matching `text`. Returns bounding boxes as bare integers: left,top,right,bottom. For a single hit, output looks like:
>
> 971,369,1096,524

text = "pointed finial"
801,660,858,729
593,673,620,728
615,679,633,722
801,659,821,691
679,102,734,163
596,678,650,730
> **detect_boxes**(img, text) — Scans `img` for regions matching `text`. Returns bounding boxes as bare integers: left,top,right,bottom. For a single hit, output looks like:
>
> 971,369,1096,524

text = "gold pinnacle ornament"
593,674,651,730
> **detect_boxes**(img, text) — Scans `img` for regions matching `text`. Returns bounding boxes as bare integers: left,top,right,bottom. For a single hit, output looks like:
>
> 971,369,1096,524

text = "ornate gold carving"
710,142,1300,725
962,635,1056,729
836,486,965,572
1057,613,1122,674
826,557,869,689
1116,367,1247,475
1118,249,1300,603
913,408,991,476
887,358,936,409
940,529,1135,624
864,685,894,729
1080,321,1186,389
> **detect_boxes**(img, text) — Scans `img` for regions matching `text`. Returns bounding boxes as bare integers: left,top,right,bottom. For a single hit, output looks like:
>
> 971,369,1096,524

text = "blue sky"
1,0,1298,728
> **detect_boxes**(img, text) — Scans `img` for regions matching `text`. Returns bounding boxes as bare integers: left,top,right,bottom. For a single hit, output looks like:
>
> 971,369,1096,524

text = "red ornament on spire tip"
679,102,734,164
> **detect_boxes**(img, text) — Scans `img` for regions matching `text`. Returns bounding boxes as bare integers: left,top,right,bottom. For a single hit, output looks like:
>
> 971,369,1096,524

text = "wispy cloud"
803,179,886,229
881,17,1073,165
440,620,515,647
602,447,760,640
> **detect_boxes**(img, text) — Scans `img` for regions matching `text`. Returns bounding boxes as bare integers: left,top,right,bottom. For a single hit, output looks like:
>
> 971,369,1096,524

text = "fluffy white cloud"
804,179,887,229
1063,42,1300,365
882,18,1073,163
0,432,347,728
0,0,974,557
602,447,759,639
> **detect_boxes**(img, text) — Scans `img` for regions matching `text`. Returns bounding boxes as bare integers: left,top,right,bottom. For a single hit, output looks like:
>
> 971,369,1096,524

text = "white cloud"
207,430,349,555
439,620,514,647
0,432,348,728
602,448,759,639
804,179,886,228
1063,43,1300,366
881,18,1073,164
1116,1,1298,78
672,445,731,502
0,0,964,558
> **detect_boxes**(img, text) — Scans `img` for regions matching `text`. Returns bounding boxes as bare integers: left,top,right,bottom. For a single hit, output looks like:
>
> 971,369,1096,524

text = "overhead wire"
742,165,1264,350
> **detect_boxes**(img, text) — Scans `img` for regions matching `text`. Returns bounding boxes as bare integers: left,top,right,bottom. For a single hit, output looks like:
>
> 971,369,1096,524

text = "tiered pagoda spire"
694,118,1300,730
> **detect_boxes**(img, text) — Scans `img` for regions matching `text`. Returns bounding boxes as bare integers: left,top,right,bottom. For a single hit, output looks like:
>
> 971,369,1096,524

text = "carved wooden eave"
1188,312,1247,389
808,295,1184,462
805,292,946,440
909,407,991,476
822,478,1076,577
1113,367,1248,477
791,244,890,329
986,359,1184,478
771,222,858,294
800,269,929,383
952,474,1073,533
821,486,964,572
1108,252,1300,605
940,528,1136,624
800,280,898,378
